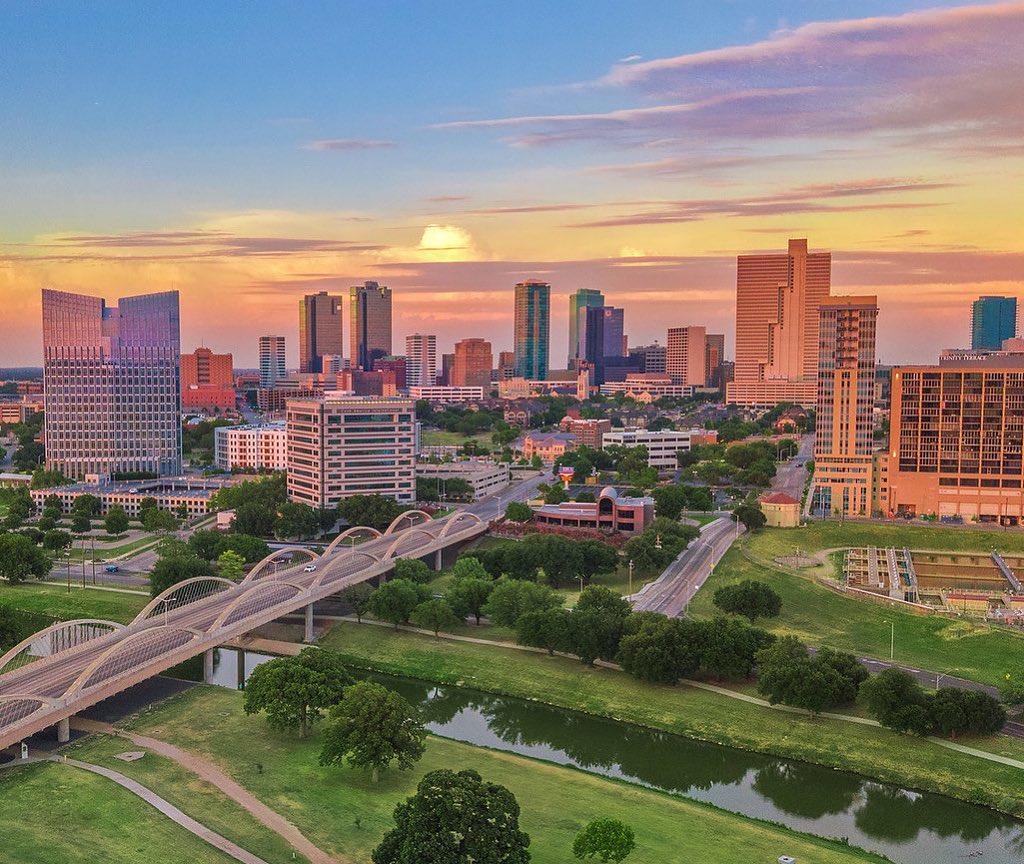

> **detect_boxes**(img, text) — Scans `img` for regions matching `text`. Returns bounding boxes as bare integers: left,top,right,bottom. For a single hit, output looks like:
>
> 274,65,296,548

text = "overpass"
0,509,486,752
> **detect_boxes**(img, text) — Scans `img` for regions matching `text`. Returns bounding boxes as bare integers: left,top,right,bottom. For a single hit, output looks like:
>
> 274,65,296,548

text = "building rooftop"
760,492,800,505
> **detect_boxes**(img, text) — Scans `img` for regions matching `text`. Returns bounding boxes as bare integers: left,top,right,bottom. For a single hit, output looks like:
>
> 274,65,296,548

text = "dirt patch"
774,554,818,569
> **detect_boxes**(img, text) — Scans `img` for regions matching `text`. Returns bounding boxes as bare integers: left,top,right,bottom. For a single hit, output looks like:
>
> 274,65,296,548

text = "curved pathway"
58,756,270,864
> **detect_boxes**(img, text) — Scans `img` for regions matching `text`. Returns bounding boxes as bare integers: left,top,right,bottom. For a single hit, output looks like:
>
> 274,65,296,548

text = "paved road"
631,517,743,616
771,434,813,500
464,471,546,521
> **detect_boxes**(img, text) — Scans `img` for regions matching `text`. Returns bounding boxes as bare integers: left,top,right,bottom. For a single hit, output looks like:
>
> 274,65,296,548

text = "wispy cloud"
302,138,397,151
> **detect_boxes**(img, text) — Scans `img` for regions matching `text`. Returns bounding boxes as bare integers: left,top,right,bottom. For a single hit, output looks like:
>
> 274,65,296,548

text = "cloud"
415,225,479,262
302,139,397,151
434,3,1024,151
424,195,469,203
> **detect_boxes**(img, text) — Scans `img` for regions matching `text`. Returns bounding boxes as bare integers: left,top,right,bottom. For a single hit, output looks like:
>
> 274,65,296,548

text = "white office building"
601,428,713,470
215,423,288,472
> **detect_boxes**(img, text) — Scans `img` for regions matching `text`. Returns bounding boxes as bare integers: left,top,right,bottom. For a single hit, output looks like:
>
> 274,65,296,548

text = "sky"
2,0,1022,368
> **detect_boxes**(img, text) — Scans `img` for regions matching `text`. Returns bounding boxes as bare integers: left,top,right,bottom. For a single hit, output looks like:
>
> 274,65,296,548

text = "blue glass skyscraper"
971,296,1017,350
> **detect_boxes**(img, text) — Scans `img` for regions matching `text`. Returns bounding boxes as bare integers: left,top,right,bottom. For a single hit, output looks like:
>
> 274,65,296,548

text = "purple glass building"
42,288,182,478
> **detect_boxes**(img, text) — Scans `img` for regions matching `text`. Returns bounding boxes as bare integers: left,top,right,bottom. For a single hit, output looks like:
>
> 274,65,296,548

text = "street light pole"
628,559,634,595
884,620,894,660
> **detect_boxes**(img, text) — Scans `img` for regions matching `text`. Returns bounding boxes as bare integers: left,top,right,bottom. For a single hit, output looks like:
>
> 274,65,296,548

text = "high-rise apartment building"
181,347,235,413
258,335,287,388
405,334,437,389
299,291,344,373
568,288,604,368
514,279,550,380
286,396,416,507
350,281,393,371
666,326,707,387
971,295,1017,351
728,238,832,406
813,297,878,517
42,288,181,478
882,350,1024,523
704,334,725,388
453,338,493,389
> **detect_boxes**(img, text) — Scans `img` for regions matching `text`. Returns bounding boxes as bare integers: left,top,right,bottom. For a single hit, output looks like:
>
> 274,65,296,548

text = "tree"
368,579,429,627
651,485,688,522
149,554,214,598
393,558,433,585
231,502,277,537
504,502,533,523
343,582,375,622
188,528,225,560
216,548,246,582
42,529,72,554
103,506,129,538
575,585,632,619
71,493,101,516
699,617,774,681
483,578,561,627
243,647,352,738
713,580,782,621
578,542,619,581
138,496,159,524
143,508,178,533
451,556,491,582
4,491,32,530
0,533,51,583
275,501,319,540
410,598,460,636
337,494,409,532
756,638,859,716
219,533,270,564
930,688,1005,738
732,503,767,532
573,818,636,863
446,577,493,625
616,615,703,684
70,511,92,536
999,671,1024,707
372,769,530,864
523,533,583,589
319,681,426,782
515,607,570,655
544,485,568,505
565,609,625,666
860,668,932,736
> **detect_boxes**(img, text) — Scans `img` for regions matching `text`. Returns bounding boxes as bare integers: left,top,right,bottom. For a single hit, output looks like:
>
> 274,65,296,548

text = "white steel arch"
309,551,383,590
322,525,382,557
243,546,318,584
133,577,236,624
382,528,437,561
0,619,124,676
438,511,483,537
382,510,433,536
209,580,307,631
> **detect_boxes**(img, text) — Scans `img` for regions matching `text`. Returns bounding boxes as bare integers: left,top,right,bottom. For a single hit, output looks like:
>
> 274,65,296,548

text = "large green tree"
372,769,530,864
393,558,433,585
343,582,375,622
319,681,426,782
103,506,129,538
483,578,561,627
445,577,493,625
243,648,352,738
274,502,319,540
148,554,214,598
368,579,430,627
231,502,277,537
572,818,636,863
0,533,51,583
713,580,782,622
410,598,460,636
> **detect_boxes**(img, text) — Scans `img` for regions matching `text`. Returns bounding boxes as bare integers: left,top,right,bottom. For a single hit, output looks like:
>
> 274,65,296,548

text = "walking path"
58,755,270,864
72,718,339,864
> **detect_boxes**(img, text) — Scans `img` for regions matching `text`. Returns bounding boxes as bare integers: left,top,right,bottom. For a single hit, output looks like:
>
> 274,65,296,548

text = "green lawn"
693,540,1024,688
0,582,147,623
67,735,308,864
0,761,239,864
67,533,160,562
419,429,494,447
120,685,886,864
320,623,1024,816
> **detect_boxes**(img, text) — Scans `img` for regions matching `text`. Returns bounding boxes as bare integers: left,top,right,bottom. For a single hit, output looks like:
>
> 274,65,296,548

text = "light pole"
935,668,959,690
884,619,894,660
161,597,171,627
628,559,634,595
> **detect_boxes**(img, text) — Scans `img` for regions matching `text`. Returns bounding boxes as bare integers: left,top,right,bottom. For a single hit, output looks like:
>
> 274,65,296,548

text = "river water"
207,647,1024,863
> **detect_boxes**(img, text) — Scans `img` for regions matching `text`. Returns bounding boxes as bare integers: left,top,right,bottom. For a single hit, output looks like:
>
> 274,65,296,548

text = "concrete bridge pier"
236,649,245,690
304,603,315,643
435,548,443,571
203,648,215,684
56,717,70,744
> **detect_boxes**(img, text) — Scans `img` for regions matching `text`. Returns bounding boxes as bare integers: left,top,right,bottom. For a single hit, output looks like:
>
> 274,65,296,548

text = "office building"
568,289,605,368
602,428,718,470
30,476,228,520
577,306,625,385
513,279,550,380
374,356,407,390
299,291,344,373
813,296,878,517
883,350,1024,523
181,347,235,413
629,343,667,374
666,326,707,387
521,431,575,463
497,351,517,381
415,461,510,500
452,338,493,390
599,376,694,403
728,238,832,407
215,423,288,472
350,281,392,371
532,487,653,535
705,333,725,388
258,336,287,388
42,288,181,478
337,368,397,397
405,334,437,389
408,385,485,403
971,296,1017,351
558,414,611,449
286,396,416,507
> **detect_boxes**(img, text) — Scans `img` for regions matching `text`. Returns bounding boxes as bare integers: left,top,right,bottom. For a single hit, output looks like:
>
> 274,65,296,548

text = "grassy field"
319,623,1024,816
692,538,1024,687
67,533,160,562
118,685,887,864
67,735,308,864
419,429,494,447
0,761,240,864
0,582,147,623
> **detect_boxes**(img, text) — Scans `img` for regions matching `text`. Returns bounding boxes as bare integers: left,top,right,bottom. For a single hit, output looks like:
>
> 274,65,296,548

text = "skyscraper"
405,334,437,389
728,238,832,406
704,333,725,387
42,288,181,478
577,306,626,384
666,326,707,386
350,281,392,371
453,338,493,389
513,279,550,380
258,335,287,388
568,288,604,368
298,291,344,373
971,295,1017,350
181,347,235,413
814,297,878,517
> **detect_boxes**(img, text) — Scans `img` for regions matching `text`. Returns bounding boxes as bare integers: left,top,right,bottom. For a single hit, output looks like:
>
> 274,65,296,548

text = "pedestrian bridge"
0,509,486,751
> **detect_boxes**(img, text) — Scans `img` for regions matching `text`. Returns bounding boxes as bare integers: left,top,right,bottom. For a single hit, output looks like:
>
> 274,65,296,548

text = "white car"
303,564,317,572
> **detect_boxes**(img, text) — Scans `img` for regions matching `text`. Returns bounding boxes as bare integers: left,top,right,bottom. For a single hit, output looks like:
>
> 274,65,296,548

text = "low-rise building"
30,476,231,518
408,386,485,404
521,431,576,464
415,461,511,500
599,376,694,403
601,428,717,470
760,492,801,528
215,423,288,472
532,486,653,535
0,396,44,425
558,415,612,449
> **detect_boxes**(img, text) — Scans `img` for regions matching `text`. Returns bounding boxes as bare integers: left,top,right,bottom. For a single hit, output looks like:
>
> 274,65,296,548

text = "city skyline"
2,1,1023,367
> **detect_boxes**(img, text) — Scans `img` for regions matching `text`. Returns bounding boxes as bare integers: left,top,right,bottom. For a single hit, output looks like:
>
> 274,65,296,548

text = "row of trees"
465,533,620,589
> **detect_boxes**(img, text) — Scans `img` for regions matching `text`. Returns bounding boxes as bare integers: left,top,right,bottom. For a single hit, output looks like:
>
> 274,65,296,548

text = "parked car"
104,565,119,573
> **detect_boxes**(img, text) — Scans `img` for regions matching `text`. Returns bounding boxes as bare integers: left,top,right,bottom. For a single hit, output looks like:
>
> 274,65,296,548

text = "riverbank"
320,623,1024,817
